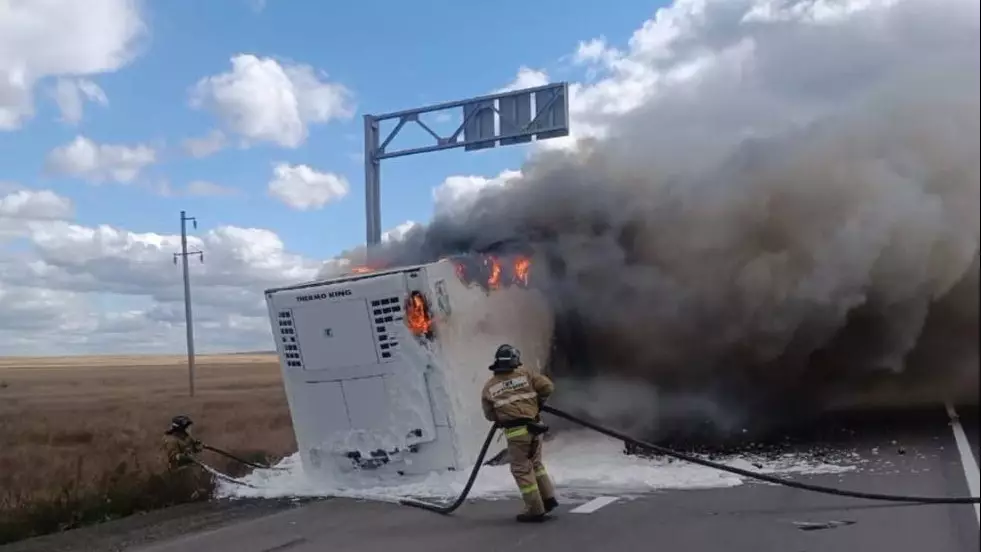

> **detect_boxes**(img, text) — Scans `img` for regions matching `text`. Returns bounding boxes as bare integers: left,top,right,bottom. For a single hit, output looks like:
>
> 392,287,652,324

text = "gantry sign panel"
463,83,569,151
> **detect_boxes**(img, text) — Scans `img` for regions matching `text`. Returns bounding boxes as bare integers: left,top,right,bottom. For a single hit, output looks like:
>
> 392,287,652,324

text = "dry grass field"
0,354,296,544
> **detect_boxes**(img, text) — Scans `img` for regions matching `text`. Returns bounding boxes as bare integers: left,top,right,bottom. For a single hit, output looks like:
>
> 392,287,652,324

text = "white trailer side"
264,256,553,484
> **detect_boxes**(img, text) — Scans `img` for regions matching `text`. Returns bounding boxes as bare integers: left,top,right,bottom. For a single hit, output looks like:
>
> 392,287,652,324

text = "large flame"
351,266,373,274
405,291,432,336
451,254,533,290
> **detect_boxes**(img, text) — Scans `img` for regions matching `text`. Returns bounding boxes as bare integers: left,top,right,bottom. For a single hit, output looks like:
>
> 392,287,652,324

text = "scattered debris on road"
792,519,857,531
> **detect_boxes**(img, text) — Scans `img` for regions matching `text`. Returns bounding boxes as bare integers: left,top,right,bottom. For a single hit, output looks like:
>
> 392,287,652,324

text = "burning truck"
264,254,552,481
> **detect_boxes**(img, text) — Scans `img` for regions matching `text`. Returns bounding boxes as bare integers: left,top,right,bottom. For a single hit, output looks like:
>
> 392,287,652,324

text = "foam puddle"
218,430,858,504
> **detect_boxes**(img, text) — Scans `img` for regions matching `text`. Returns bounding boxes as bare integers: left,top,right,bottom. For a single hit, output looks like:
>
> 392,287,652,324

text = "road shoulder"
0,498,308,552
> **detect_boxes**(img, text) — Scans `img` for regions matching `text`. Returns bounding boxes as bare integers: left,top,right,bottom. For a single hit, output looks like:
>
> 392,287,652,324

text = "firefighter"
480,344,559,522
163,415,202,471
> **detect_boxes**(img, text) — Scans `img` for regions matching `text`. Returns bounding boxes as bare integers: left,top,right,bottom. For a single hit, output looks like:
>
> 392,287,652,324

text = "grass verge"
0,355,295,545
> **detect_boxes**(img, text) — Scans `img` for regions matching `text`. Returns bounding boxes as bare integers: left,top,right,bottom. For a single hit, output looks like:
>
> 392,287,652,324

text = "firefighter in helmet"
480,344,558,522
163,415,202,470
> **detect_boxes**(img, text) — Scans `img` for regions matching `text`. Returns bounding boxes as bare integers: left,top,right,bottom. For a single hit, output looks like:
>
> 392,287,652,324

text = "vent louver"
370,296,402,361
277,310,303,368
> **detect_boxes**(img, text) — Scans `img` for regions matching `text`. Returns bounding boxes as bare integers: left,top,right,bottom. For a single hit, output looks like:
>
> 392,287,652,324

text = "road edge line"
945,402,980,525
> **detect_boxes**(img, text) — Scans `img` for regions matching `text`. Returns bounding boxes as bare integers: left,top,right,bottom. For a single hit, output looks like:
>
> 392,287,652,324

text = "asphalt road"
138,404,980,552
5,405,978,552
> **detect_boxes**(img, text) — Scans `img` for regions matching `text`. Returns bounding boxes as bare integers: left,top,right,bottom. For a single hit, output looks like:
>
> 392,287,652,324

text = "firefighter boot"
509,433,549,522
516,482,548,523
530,436,558,513
535,466,558,512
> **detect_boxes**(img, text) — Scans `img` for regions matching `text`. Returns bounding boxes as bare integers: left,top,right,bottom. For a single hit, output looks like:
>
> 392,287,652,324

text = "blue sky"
6,0,961,355
0,0,678,354
2,0,661,260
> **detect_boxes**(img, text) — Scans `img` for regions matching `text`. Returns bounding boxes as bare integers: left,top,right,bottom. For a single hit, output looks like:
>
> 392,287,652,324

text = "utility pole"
173,211,204,397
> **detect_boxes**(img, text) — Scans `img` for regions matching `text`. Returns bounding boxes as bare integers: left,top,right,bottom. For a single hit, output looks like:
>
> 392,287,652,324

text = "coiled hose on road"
198,405,981,514
398,404,981,514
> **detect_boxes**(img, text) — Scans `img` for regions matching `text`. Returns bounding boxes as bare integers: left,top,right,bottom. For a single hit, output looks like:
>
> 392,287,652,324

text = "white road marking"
570,496,619,514
945,402,980,525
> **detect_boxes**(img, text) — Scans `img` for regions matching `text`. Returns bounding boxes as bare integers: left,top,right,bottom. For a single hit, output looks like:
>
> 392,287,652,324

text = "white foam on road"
217,430,856,504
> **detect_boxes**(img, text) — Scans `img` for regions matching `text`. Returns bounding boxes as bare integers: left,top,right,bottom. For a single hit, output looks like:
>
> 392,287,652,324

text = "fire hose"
400,404,981,514
199,444,289,472
397,419,501,513
541,406,981,505
186,405,981,515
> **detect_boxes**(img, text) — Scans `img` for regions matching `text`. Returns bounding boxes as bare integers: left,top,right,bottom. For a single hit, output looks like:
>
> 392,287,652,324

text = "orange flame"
405,292,432,336
450,254,533,290
514,256,530,286
351,266,372,274
486,256,502,290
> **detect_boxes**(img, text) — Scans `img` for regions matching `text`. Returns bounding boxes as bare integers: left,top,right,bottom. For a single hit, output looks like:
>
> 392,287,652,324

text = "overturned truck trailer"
264,255,553,481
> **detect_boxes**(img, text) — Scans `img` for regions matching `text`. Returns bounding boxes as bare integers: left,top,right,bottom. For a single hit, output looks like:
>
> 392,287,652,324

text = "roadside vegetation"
0,355,295,545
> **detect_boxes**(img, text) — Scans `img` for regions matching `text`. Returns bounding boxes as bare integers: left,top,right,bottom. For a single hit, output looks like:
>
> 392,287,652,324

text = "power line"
173,210,204,397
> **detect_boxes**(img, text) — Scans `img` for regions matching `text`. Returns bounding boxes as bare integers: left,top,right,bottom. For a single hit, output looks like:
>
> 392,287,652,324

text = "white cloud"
49,78,108,125
190,54,355,148
45,135,157,183
0,212,325,354
0,189,73,221
267,163,349,210
497,66,550,93
0,0,144,130
432,170,523,215
0,284,88,333
574,37,615,66
0,188,74,240
382,220,421,243
182,130,227,158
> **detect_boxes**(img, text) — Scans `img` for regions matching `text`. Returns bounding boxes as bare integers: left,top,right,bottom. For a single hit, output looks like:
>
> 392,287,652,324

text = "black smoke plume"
326,0,980,442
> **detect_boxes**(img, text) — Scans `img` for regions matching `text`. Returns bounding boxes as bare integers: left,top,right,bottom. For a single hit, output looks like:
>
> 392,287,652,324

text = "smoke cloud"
328,0,980,440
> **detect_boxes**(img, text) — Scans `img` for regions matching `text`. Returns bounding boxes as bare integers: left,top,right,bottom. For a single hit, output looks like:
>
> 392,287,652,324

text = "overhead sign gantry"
362,82,571,247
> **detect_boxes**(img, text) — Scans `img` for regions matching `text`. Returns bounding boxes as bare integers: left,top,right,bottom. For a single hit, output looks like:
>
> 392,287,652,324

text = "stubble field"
0,354,296,545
